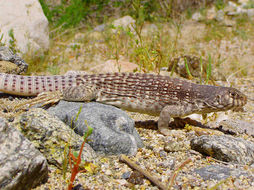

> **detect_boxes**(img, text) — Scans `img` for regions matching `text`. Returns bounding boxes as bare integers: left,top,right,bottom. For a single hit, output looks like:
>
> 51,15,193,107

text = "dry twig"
119,155,167,190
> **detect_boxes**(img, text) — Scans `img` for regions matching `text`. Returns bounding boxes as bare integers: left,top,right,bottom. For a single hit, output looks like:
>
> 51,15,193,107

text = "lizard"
0,72,247,135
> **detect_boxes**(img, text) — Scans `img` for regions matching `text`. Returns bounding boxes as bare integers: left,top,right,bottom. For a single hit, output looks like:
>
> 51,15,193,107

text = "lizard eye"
229,91,237,98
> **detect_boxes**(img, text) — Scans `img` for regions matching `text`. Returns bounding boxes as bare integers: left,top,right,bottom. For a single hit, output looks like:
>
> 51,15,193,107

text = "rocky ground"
33,78,254,190
0,1,254,190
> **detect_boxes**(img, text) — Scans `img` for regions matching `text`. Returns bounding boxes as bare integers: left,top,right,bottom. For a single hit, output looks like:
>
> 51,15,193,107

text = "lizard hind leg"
62,85,98,102
13,90,63,111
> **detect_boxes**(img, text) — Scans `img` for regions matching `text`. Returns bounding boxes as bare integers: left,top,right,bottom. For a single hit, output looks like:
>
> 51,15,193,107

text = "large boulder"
0,118,48,190
0,0,49,53
48,101,144,155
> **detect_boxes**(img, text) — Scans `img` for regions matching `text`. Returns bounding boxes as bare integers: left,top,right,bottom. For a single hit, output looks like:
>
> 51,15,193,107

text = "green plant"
184,57,193,79
0,30,5,46
199,56,203,83
203,21,228,42
233,14,252,40
243,0,254,9
62,106,83,179
215,0,226,10
8,29,19,54
39,0,109,29
67,124,93,190
205,54,212,84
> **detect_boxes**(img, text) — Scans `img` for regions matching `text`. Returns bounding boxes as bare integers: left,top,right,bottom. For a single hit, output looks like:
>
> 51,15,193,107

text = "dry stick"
119,155,167,190
167,157,193,189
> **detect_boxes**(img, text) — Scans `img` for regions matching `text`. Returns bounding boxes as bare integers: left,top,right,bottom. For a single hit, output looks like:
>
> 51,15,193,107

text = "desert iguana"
0,72,247,135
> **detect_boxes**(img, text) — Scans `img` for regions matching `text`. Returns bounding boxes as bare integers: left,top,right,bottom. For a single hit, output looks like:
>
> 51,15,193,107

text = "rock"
227,2,254,17
0,46,28,73
194,165,249,181
127,171,144,185
94,24,106,32
48,101,143,155
218,119,254,137
112,15,136,33
164,140,189,152
190,135,254,165
141,24,158,36
14,108,96,167
167,55,225,81
206,6,217,20
0,117,48,189
0,0,49,53
224,1,237,14
215,10,225,22
122,171,131,179
247,9,254,17
223,19,236,27
89,59,138,73
192,12,203,21
0,60,22,74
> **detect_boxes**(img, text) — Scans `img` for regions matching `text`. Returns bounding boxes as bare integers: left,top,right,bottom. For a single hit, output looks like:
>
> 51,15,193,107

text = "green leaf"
206,54,212,84
184,57,192,79
84,120,93,139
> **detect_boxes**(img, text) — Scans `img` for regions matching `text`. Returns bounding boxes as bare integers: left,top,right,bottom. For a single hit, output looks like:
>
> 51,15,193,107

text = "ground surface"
2,5,254,189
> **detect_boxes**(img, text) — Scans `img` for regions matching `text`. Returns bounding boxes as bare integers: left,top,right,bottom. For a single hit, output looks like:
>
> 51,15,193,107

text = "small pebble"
127,171,144,185
121,171,131,179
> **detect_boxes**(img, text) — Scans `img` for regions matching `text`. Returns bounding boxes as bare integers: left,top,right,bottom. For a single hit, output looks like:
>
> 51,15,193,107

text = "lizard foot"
158,127,172,136
14,91,63,110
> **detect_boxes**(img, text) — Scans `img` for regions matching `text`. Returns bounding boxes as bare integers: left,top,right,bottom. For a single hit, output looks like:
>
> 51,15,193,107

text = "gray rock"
112,15,136,34
168,55,226,81
218,119,254,137
194,165,249,181
192,12,203,21
0,46,28,73
190,135,254,165
247,9,254,17
94,24,106,32
14,108,96,167
48,101,143,155
215,10,225,22
164,140,189,152
0,117,48,190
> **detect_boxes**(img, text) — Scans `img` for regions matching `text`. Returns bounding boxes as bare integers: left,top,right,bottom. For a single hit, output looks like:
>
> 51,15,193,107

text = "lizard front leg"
158,104,191,135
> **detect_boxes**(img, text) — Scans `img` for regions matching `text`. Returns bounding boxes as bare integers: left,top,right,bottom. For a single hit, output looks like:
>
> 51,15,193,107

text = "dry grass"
22,7,254,80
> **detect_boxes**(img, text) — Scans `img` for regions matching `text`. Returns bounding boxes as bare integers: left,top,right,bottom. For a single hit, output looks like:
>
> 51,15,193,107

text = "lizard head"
199,86,247,113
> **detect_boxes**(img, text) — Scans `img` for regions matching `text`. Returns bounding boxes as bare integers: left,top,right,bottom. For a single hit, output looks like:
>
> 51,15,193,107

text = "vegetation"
67,124,93,190
7,1,251,189
22,0,253,80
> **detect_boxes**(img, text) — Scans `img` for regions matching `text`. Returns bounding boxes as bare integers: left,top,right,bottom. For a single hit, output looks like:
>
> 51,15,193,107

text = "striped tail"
0,73,78,96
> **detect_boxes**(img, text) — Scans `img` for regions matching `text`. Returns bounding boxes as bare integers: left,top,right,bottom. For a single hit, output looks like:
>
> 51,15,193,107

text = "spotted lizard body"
0,72,247,135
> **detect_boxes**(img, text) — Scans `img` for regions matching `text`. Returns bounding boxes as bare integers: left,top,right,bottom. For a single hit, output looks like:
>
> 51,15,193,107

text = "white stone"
247,9,254,17
216,10,225,22
192,12,203,21
112,15,136,33
0,0,49,53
